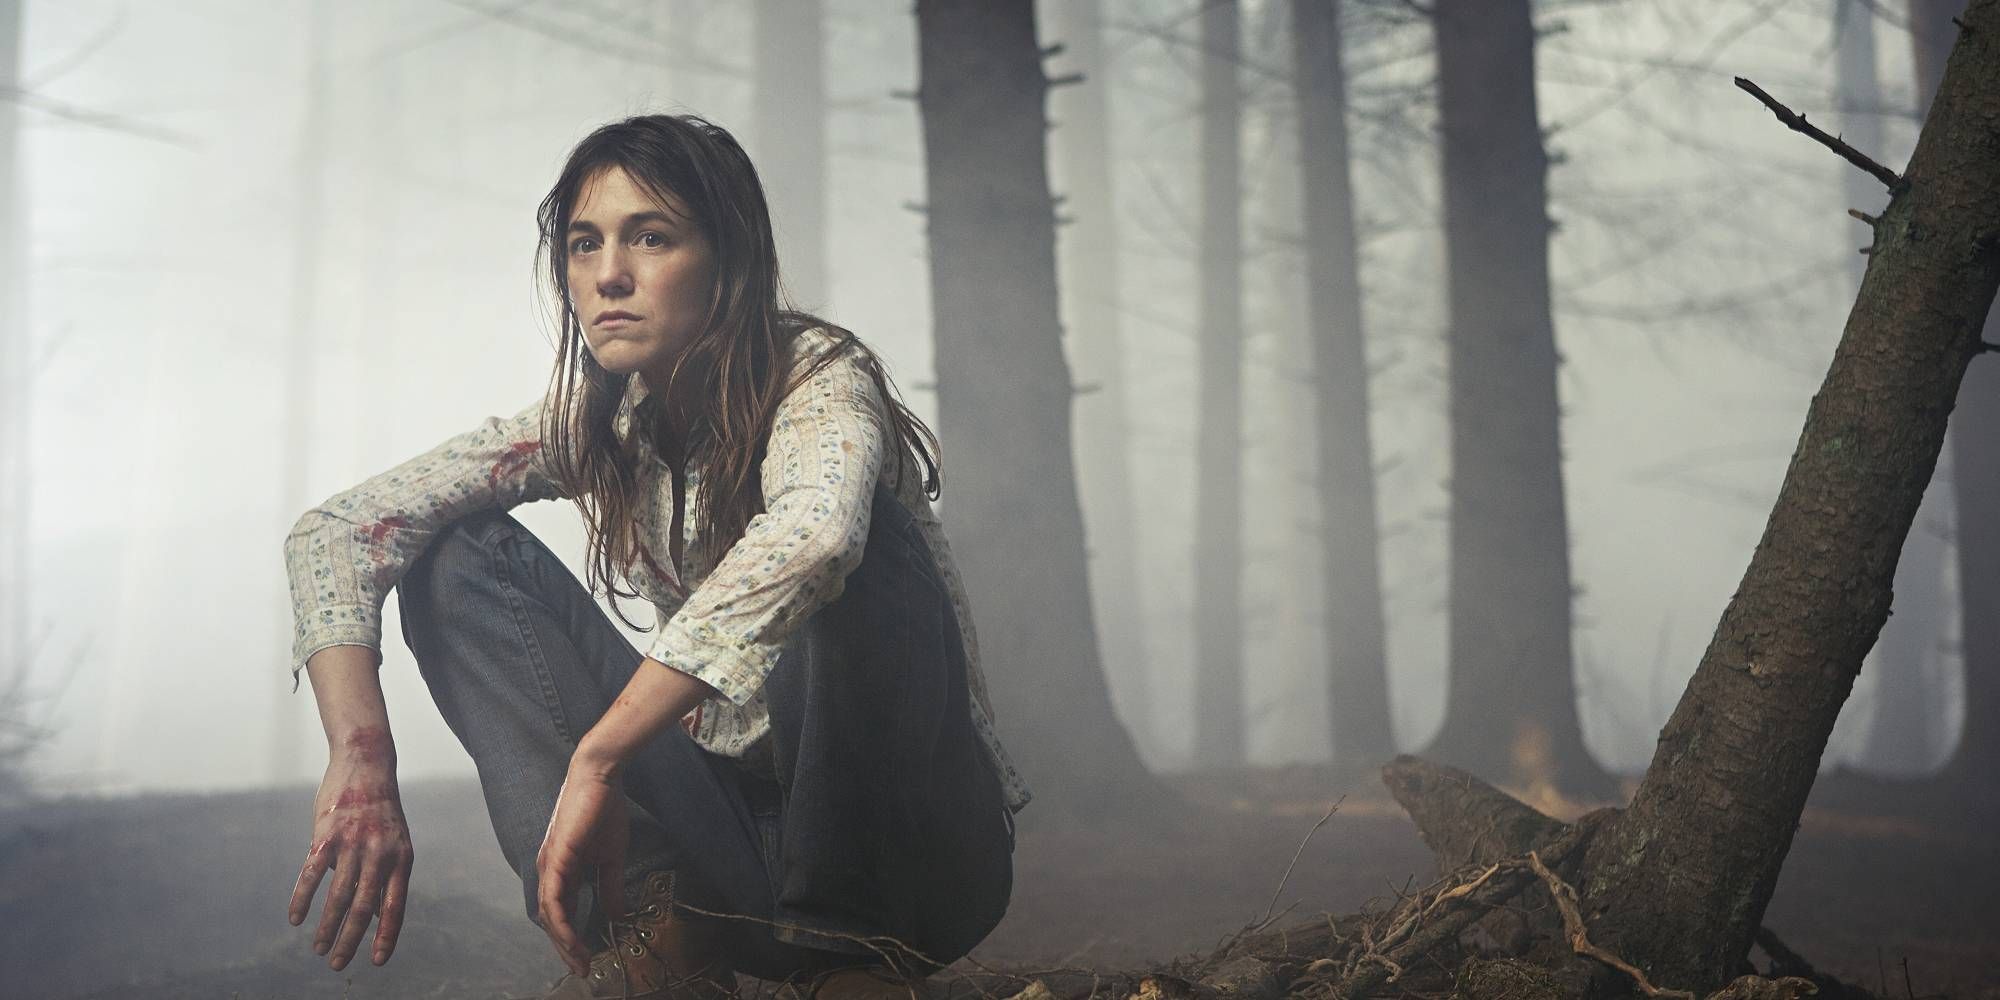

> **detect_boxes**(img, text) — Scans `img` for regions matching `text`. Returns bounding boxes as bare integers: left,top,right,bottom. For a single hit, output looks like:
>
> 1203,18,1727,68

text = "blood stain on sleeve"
487,440,543,494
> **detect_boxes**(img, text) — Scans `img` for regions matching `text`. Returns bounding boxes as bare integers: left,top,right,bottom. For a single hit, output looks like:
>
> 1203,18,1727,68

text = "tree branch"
1734,76,1902,191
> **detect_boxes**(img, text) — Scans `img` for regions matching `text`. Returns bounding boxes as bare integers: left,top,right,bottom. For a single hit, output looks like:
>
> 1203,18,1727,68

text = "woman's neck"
639,353,712,452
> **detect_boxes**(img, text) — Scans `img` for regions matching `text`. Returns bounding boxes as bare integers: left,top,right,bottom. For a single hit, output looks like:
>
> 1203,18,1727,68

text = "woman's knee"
399,510,531,619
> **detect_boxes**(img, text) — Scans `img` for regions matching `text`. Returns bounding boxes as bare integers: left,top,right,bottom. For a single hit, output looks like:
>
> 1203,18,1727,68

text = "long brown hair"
535,114,939,627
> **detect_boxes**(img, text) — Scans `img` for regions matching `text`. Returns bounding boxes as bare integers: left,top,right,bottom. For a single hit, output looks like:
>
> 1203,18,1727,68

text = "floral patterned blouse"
283,327,1030,811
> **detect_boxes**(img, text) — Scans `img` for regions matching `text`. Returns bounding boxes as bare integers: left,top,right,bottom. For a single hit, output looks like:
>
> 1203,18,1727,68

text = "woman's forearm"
303,644,397,765
571,658,715,779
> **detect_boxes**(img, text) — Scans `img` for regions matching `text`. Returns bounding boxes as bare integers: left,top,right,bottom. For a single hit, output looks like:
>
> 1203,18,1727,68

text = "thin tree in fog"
1569,11,2000,980
1192,0,1246,768
1910,0,1999,816
1048,0,1151,759
753,0,826,310
1292,0,1394,773
272,0,333,784
915,0,1158,812
0,0,24,688
1423,0,1611,798
1842,0,1949,776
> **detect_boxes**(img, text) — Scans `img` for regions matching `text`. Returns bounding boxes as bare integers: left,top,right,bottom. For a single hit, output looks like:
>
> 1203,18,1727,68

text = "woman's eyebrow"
568,210,680,236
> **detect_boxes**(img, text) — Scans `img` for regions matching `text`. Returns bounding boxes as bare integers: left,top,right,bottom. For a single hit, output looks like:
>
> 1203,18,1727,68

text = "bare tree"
1422,0,1611,798
0,0,24,692
273,0,333,785
1292,0,1394,774
1191,0,1247,768
753,0,826,310
0,0,34,802
1912,0,2000,816
914,0,1159,813
1047,0,1152,759
1566,10,2000,985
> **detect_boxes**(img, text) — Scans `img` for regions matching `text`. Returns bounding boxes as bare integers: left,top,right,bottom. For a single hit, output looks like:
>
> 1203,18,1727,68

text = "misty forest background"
3,0,2000,996
11,1,2000,992
1,0,1979,804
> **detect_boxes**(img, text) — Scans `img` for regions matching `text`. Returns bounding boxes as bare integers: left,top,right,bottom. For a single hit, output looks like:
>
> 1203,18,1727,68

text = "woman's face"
565,165,717,387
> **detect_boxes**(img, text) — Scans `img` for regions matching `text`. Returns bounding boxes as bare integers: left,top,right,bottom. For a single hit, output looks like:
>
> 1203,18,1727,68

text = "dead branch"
1733,77,1902,191
1380,756,1568,870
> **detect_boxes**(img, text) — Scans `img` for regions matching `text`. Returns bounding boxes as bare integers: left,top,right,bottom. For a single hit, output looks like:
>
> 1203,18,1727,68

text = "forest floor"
0,764,1993,1000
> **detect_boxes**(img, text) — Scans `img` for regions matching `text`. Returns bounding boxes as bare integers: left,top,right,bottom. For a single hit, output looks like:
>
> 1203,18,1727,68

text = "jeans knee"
401,510,527,611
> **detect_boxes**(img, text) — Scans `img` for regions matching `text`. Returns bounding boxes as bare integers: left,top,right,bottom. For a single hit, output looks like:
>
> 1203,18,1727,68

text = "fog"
7,0,1959,797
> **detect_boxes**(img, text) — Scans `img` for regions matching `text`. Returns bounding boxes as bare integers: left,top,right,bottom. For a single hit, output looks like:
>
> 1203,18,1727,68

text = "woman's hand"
289,726,415,971
536,750,632,977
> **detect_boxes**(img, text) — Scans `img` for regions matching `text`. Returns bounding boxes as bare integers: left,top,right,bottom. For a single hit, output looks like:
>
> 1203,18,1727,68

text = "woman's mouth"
594,310,642,326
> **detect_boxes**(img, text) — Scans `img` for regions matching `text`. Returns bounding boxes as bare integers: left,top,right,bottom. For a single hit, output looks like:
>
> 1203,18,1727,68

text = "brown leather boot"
539,871,736,1000
779,965,934,1000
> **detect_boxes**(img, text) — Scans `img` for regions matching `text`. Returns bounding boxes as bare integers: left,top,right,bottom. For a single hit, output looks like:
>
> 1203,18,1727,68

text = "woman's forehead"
571,164,695,226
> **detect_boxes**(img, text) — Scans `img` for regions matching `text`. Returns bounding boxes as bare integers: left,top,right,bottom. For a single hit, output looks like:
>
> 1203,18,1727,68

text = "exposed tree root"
952,756,1890,1000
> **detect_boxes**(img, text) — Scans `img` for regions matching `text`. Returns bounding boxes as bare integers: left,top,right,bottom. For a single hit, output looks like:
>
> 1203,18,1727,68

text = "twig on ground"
1254,797,1345,932
1734,77,1903,191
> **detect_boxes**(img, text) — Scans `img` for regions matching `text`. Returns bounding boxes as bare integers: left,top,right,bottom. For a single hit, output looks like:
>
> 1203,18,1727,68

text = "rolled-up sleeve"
645,341,888,706
283,396,566,687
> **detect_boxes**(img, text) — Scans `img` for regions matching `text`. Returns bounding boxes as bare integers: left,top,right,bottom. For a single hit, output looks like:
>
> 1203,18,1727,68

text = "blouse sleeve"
282,395,567,688
644,338,888,706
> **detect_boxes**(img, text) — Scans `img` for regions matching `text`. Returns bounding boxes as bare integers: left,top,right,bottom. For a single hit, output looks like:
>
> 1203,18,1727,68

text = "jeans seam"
492,531,575,746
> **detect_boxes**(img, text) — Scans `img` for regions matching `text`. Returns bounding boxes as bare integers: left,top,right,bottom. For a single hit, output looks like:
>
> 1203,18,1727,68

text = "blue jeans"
397,483,1013,980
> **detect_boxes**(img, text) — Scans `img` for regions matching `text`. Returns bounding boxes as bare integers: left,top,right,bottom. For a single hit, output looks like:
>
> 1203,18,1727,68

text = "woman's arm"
280,393,571,969
288,644,415,972
641,332,889,707
283,395,568,689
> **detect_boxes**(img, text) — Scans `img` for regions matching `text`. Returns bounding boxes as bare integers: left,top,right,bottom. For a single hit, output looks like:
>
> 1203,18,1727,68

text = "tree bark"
752,0,826,310
1291,0,1395,774
1047,0,1152,760
1844,0,1950,776
1912,0,2000,814
0,0,26,687
1577,3,2000,989
915,0,1159,814
1424,0,1610,798
1192,0,1246,768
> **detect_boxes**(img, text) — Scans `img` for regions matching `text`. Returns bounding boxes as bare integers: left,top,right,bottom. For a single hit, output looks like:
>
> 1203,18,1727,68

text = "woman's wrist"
569,735,627,783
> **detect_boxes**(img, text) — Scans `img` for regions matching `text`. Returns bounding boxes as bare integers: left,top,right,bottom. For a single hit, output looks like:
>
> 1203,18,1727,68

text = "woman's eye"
636,231,667,249
569,237,599,255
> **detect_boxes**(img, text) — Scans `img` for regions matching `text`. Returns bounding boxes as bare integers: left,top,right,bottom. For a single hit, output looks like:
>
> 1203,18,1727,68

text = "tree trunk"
1577,4,2000,989
752,0,826,311
274,0,332,785
1192,0,1246,769
1912,0,2000,814
914,0,1159,814
1047,0,1151,760
1291,0,1395,773
0,0,26,686
1843,0,1949,776
1424,0,1610,798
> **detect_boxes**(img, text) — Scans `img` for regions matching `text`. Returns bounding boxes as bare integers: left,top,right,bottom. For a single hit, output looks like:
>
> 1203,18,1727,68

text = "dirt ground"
0,764,1993,999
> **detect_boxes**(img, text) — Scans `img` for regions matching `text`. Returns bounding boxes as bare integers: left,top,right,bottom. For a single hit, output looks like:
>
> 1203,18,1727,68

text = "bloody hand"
288,726,415,970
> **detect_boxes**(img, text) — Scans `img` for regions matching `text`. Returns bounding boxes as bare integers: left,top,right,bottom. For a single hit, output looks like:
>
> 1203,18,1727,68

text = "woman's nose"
595,252,634,298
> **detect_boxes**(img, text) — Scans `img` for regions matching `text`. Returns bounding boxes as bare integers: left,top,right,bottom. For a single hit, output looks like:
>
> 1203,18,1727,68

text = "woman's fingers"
328,852,388,971
372,851,413,966
314,845,361,957
537,854,589,977
289,836,334,925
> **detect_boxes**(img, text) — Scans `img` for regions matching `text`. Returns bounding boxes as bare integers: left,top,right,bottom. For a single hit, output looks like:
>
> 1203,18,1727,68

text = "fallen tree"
942,2,2000,997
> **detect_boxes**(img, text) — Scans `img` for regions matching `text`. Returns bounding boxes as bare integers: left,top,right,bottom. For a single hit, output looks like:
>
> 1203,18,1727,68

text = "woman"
280,114,1028,1000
